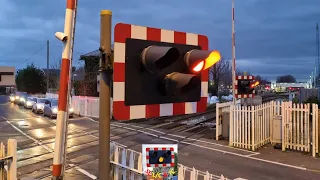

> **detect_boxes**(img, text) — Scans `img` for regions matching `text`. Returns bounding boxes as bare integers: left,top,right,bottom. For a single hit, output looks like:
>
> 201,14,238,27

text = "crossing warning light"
185,50,221,73
113,23,221,120
235,76,255,98
148,150,172,164
251,81,260,88
124,39,221,106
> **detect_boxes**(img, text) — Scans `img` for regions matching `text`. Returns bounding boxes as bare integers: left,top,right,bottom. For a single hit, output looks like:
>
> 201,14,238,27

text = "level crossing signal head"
113,23,219,120
238,79,254,94
138,42,221,96
149,150,172,164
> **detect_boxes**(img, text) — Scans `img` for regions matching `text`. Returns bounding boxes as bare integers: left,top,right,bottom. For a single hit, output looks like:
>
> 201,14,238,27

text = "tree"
78,55,100,97
276,75,296,83
209,58,232,95
16,63,47,94
48,60,61,92
254,75,270,85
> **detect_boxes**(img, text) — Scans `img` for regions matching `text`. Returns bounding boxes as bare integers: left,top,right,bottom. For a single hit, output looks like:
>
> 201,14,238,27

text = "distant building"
274,82,308,92
79,46,114,96
0,66,15,94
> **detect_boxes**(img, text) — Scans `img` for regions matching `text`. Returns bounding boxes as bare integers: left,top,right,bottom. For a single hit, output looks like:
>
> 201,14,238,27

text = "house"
79,46,114,96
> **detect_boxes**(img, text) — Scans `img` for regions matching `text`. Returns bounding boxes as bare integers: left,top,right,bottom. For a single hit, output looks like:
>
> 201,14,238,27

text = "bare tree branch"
209,58,232,95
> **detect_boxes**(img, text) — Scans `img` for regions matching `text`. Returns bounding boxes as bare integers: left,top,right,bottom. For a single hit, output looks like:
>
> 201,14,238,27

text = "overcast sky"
0,0,319,81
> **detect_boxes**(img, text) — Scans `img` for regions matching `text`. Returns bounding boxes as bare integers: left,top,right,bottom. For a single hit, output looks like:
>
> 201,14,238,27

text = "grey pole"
99,10,112,179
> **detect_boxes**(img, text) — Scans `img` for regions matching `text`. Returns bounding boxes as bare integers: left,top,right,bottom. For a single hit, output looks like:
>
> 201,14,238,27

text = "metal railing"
0,139,17,180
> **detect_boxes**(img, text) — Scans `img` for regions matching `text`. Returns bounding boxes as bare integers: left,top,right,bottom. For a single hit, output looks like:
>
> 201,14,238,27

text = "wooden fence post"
216,103,219,140
229,105,234,146
251,106,255,151
7,139,17,180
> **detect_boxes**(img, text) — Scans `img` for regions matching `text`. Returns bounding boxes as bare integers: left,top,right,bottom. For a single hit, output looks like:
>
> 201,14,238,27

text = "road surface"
0,95,320,179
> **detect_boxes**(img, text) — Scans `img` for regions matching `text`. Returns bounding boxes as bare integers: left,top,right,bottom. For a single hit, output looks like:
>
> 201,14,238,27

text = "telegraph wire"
22,43,47,65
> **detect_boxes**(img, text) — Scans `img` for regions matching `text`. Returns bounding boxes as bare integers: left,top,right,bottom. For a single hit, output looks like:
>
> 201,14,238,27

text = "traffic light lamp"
238,79,255,94
148,150,172,164
185,49,221,72
125,38,221,106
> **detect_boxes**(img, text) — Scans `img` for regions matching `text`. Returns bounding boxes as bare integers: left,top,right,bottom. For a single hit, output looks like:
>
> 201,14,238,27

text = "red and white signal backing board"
113,23,209,120
234,75,255,98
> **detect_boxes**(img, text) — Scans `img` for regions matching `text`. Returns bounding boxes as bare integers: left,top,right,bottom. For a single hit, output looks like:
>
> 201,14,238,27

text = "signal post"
97,22,222,178
99,10,112,180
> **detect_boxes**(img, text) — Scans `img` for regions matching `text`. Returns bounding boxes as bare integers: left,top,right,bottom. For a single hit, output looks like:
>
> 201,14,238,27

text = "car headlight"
15,96,19,99
53,108,58,113
20,98,25,102
10,97,15,101
37,104,43,109
69,108,74,112
27,101,32,106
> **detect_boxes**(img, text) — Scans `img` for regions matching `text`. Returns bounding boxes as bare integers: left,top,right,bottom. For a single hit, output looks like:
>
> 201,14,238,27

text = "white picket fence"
216,100,241,140
217,100,319,157
229,102,273,151
281,102,319,157
110,143,231,180
216,102,232,141
46,93,112,118
0,139,17,180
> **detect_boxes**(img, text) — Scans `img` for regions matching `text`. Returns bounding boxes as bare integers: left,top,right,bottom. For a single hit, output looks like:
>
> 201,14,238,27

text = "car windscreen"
51,100,58,106
22,94,30,98
38,99,47,103
27,98,36,102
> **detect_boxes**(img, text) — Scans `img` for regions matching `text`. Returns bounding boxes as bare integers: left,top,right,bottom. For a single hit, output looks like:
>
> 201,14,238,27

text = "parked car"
17,93,31,106
13,92,27,104
9,94,15,103
32,98,48,114
24,97,37,109
43,98,74,118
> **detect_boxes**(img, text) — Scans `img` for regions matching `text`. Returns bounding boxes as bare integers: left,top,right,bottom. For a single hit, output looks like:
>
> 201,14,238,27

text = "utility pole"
316,23,319,86
232,0,236,105
99,10,112,179
47,40,49,92
52,0,76,179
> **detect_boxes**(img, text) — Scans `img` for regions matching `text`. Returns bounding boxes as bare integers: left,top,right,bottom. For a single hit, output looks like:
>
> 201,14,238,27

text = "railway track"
112,93,289,146
113,107,217,146
262,93,288,103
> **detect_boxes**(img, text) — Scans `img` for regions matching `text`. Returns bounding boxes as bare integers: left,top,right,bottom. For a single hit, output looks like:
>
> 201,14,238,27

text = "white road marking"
1,116,97,179
45,116,308,170
24,110,127,149
5,119,53,153
110,123,307,171
69,164,97,179
114,122,260,155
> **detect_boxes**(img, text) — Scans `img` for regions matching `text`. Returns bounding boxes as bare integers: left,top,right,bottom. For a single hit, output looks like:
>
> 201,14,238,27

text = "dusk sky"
0,0,319,81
